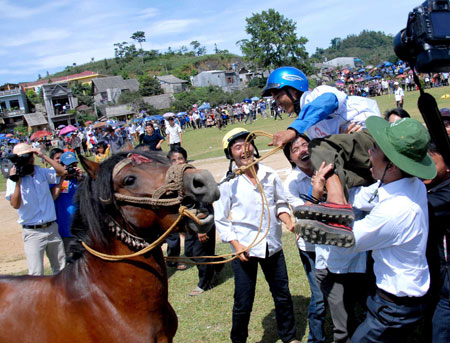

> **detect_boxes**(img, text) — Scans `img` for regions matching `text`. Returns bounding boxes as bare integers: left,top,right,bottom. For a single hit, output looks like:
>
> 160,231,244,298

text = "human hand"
231,241,250,262
198,233,209,243
269,129,296,147
341,122,362,134
32,147,44,158
9,165,16,176
311,162,334,198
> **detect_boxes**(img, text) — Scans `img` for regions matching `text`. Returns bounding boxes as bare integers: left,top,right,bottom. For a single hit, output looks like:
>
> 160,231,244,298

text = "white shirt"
214,164,290,258
5,166,59,225
300,85,381,138
165,124,182,144
283,166,315,252
394,87,404,101
351,177,430,297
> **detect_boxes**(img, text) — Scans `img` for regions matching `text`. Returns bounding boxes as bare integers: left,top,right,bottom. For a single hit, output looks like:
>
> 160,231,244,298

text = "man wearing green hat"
298,117,436,342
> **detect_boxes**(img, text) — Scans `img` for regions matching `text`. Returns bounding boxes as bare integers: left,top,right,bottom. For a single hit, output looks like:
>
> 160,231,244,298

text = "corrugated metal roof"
23,112,48,126
93,76,139,93
156,75,188,84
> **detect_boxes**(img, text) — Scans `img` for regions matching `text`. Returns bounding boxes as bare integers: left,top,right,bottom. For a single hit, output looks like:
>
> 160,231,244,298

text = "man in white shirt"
284,133,368,343
283,133,326,343
215,128,299,343
300,117,437,342
5,143,67,275
394,81,404,108
165,117,182,150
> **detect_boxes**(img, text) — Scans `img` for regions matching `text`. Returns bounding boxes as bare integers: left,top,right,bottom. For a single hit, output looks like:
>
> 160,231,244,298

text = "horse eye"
123,176,136,186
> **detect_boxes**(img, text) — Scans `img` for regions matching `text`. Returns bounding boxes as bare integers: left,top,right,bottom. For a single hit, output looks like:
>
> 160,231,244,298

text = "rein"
82,206,202,261
82,155,201,261
167,130,285,265
83,133,285,264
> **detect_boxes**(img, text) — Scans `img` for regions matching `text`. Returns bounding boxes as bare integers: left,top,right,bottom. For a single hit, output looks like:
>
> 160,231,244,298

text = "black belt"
376,288,424,306
22,221,55,229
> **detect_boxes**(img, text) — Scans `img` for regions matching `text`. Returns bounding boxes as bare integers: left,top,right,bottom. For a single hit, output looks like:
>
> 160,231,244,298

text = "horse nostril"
184,170,220,203
192,176,206,192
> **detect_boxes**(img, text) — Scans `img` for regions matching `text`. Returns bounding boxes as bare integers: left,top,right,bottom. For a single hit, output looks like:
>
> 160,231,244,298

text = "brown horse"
0,151,219,343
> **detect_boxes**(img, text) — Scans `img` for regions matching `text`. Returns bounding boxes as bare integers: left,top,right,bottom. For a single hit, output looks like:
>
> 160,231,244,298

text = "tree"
131,31,146,64
26,89,40,106
190,40,200,51
70,81,93,106
130,31,146,50
139,75,163,96
114,41,128,60
237,9,310,71
330,37,342,50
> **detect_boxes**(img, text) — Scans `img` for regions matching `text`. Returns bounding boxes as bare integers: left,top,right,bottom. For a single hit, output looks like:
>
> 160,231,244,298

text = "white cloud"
138,7,159,19
3,28,71,47
0,0,69,19
148,19,200,36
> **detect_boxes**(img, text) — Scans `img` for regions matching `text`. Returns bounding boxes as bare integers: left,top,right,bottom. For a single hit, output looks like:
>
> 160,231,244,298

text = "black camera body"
65,164,77,177
7,153,34,182
394,0,450,72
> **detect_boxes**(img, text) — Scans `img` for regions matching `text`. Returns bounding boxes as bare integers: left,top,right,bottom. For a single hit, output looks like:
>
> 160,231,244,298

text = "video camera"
6,153,34,182
394,0,450,72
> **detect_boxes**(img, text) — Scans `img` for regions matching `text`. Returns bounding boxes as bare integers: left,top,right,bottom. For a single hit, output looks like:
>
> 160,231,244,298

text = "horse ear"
79,154,100,179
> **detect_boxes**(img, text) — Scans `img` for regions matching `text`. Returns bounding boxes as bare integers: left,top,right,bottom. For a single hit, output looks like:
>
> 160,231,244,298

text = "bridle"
82,154,202,261
111,154,194,208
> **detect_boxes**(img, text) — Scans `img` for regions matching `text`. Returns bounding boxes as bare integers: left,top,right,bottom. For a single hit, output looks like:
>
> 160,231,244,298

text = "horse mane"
67,150,170,263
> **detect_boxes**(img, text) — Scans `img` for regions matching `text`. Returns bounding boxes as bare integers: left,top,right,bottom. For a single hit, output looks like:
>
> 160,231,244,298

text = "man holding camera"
50,150,83,255
5,143,66,276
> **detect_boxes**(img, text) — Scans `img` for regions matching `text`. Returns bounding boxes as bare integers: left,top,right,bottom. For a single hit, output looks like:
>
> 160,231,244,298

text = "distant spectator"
165,117,182,150
384,108,411,123
95,141,110,163
139,122,164,151
103,126,123,154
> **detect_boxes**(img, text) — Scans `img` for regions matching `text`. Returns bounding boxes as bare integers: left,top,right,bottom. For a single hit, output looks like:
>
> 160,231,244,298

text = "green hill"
311,30,397,66
49,52,245,82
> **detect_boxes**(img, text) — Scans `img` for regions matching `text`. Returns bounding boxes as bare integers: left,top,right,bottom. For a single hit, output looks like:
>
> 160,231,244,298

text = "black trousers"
184,227,220,290
230,249,297,343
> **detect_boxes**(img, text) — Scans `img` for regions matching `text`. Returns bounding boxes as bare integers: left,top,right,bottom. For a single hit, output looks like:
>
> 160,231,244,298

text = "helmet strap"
285,89,302,114
226,159,234,178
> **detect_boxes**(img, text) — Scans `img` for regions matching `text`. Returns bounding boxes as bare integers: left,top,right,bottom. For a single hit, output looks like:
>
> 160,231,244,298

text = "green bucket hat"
366,116,437,180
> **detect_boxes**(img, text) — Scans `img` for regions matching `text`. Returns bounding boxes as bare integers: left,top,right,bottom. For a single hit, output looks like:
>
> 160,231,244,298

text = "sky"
0,0,418,85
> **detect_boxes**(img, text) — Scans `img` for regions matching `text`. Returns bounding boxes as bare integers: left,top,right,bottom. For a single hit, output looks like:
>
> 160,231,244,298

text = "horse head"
74,151,219,255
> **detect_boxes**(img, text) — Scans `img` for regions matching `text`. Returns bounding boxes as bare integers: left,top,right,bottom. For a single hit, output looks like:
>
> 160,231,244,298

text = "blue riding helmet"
262,67,309,97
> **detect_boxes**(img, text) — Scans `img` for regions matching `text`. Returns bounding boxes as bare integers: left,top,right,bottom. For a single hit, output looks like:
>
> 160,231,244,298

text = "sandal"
189,286,204,296
176,264,187,271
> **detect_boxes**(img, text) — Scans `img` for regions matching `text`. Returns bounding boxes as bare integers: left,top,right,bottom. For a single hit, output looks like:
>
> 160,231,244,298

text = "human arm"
7,170,21,209
273,173,294,232
214,181,248,261
278,212,294,233
166,132,170,146
156,139,164,150
51,176,66,200
34,148,66,176
270,93,339,146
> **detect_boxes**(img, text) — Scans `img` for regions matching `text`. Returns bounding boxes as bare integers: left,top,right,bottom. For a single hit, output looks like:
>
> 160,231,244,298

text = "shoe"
189,286,205,296
294,219,355,247
176,264,187,271
293,202,355,225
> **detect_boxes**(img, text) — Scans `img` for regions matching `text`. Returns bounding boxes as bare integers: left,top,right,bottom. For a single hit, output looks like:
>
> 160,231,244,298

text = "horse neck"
79,241,169,305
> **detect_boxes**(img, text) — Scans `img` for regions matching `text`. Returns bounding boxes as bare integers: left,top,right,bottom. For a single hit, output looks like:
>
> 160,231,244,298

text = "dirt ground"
0,150,291,275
